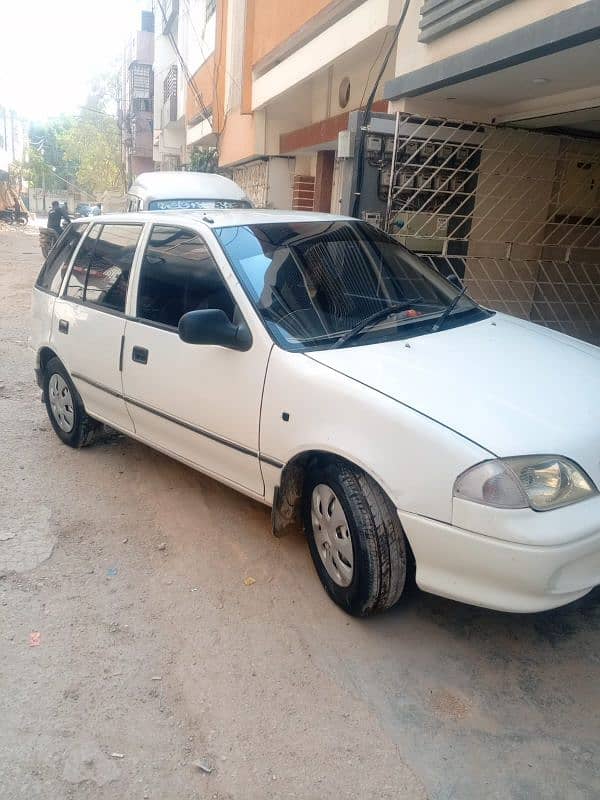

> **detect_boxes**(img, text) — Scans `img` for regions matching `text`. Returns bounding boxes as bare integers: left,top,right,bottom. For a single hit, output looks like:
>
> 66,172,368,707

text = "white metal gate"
378,114,600,345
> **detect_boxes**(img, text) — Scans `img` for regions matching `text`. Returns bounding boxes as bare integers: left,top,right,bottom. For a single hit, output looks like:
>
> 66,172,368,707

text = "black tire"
43,357,100,448
303,459,411,617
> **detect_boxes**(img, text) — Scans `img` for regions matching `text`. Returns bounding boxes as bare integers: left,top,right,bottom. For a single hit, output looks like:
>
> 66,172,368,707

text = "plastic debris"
151,676,162,681
107,567,118,577
157,542,166,551
29,631,41,647
243,577,256,587
122,538,128,544
110,753,125,759
193,760,213,774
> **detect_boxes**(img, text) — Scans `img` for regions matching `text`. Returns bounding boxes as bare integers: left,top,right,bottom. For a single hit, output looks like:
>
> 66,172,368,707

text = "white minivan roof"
129,171,250,204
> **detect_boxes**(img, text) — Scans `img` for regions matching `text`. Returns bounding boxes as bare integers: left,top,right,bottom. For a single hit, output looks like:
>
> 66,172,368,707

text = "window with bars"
130,63,153,99
163,65,177,103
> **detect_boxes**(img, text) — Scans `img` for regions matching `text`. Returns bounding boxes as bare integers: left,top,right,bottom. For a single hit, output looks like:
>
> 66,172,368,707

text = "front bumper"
399,509,600,612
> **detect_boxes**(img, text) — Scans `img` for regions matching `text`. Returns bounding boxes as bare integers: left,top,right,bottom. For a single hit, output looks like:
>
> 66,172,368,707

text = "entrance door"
122,224,268,496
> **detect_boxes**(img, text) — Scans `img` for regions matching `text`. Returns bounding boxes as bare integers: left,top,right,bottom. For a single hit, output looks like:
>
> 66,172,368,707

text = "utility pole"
41,150,46,212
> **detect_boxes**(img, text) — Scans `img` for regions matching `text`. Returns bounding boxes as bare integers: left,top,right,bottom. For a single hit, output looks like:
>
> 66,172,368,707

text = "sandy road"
1,225,598,800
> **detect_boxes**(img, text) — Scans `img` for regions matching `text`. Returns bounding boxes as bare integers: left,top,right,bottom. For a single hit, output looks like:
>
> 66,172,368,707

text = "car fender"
260,346,492,524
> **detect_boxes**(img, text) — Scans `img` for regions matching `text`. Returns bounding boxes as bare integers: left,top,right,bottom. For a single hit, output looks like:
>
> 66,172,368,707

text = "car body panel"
400,509,600,612
259,346,492,524
50,297,134,432
308,312,600,487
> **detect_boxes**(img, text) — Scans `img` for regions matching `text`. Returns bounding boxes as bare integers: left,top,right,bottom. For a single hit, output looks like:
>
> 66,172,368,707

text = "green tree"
58,111,124,195
58,69,125,195
26,69,125,198
188,147,219,173
27,116,78,192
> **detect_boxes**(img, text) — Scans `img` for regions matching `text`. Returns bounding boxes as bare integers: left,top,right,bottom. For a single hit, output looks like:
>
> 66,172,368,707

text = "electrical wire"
352,0,411,219
155,0,212,123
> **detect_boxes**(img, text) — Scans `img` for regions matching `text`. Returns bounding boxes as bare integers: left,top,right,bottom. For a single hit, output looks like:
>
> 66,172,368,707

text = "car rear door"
51,221,145,432
122,223,269,496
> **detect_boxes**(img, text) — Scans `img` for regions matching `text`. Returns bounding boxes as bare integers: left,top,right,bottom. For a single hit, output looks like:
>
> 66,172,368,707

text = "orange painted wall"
250,0,333,66
218,109,257,167
186,55,215,123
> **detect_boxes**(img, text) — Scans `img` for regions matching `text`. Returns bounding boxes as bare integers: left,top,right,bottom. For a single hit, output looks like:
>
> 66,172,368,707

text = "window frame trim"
61,220,146,315
35,221,91,297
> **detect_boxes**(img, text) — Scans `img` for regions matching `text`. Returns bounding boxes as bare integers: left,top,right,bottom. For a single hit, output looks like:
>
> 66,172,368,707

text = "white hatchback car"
31,210,600,616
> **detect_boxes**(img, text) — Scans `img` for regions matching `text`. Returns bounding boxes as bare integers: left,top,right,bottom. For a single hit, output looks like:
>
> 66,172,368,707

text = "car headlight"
453,456,597,511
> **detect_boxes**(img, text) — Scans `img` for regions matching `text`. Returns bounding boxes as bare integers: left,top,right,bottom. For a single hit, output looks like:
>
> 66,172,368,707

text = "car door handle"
58,319,69,334
132,346,149,364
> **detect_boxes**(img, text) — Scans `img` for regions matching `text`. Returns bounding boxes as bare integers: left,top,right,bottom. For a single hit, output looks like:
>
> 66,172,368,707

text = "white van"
126,171,252,212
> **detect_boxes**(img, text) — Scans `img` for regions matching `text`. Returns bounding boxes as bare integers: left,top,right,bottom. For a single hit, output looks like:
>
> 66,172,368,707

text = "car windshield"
147,198,251,210
214,220,487,350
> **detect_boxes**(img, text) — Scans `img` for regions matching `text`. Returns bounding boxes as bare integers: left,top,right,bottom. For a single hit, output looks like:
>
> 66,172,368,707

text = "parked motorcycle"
0,209,28,225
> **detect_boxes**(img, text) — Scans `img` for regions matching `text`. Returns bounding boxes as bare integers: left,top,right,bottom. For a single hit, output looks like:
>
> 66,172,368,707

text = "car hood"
307,314,600,481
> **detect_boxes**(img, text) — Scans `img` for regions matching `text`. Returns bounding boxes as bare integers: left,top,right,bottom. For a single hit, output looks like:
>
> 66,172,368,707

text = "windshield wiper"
430,286,467,333
333,301,420,349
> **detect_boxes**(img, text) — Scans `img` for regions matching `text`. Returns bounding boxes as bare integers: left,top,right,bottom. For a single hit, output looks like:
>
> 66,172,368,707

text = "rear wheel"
43,357,100,448
303,459,410,616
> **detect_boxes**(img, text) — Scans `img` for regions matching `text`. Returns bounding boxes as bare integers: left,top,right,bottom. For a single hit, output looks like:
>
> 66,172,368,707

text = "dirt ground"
1,225,599,800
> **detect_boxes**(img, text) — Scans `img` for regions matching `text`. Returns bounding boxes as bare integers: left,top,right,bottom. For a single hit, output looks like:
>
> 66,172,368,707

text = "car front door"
122,223,269,496
52,222,145,432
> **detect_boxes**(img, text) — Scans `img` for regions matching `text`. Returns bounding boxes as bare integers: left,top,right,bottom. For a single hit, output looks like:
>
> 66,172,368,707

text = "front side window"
215,221,488,350
65,224,143,312
36,223,86,295
136,225,237,329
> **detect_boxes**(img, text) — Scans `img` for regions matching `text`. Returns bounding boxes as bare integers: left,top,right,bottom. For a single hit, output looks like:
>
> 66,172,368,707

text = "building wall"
393,0,590,79
249,0,333,67
218,109,259,165
187,55,216,122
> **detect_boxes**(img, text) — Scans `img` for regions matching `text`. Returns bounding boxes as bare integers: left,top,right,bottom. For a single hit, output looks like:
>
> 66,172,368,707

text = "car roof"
72,208,356,228
128,171,249,202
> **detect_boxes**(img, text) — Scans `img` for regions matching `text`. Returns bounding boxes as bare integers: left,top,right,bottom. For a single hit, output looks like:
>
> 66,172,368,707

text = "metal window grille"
130,64,153,99
163,65,177,102
378,113,600,345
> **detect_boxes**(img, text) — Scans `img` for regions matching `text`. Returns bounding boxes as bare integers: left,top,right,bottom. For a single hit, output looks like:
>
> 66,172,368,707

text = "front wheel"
303,459,411,616
43,357,101,448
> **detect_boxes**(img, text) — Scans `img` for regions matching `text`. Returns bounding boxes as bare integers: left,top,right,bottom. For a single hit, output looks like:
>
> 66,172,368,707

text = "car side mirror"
447,273,463,290
178,309,252,351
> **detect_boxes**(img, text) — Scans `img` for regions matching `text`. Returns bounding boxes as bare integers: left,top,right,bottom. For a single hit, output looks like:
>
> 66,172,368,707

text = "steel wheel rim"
311,484,354,587
48,373,75,433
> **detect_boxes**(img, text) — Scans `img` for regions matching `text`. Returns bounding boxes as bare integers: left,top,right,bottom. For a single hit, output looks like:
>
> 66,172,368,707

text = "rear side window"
35,224,86,295
66,224,143,313
136,225,236,328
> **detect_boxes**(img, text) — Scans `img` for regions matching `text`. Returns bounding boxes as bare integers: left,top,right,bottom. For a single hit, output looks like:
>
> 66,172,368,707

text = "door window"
66,224,101,301
35,223,86,295
65,223,143,312
136,225,237,328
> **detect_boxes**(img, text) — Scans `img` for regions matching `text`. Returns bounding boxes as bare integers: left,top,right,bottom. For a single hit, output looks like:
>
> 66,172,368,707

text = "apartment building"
185,0,405,208
152,0,190,168
120,9,155,182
